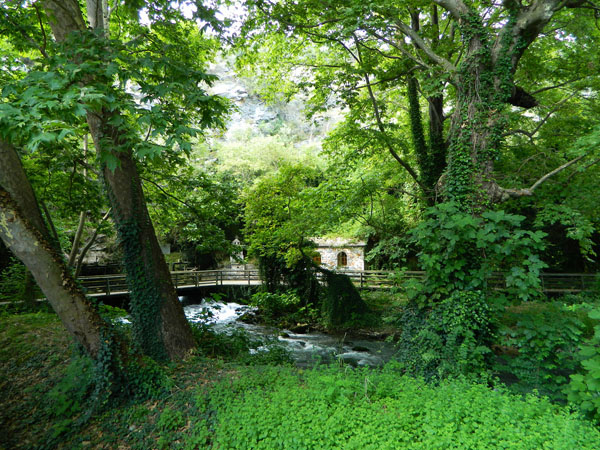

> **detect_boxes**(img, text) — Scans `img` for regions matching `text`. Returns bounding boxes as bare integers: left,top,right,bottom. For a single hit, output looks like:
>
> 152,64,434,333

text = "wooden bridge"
78,269,598,298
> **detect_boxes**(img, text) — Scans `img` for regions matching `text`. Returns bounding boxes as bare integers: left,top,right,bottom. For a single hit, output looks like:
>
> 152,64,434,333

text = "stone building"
311,238,366,271
229,237,247,270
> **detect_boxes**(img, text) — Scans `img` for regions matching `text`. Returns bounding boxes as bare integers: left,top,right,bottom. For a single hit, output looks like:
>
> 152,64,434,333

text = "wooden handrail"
77,269,597,297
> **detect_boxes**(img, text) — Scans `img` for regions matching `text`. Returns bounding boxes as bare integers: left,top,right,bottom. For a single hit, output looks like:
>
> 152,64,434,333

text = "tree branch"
515,152,549,174
2,9,49,59
368,31,435,71
40,200,61,251
492,155,585,201
507,85,539,108
530,77,587,95
74,208,111,277
140,176,204,218
353,73,405,90
492,0,566,71
432,0,471,20
34,4,48,58
68,211,87,267
391,19,457,75
565,156,600,182
503,92,576,140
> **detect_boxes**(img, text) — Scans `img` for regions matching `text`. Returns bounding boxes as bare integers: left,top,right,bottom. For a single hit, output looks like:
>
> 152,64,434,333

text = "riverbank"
2,311,600,449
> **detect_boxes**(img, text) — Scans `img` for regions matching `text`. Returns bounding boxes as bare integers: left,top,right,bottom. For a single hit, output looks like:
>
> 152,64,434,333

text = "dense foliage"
199,365,600,449
3,314,600,449
408,202,548,305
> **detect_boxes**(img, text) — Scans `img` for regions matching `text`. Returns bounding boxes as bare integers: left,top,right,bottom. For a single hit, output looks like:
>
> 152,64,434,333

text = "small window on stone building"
337,251,347,267
313,253,322,265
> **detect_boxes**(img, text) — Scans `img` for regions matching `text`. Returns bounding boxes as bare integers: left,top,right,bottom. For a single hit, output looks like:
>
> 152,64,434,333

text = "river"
182,298,397,368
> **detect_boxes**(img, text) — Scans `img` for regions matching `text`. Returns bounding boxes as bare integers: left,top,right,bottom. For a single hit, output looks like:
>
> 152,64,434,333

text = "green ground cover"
2,311,600,449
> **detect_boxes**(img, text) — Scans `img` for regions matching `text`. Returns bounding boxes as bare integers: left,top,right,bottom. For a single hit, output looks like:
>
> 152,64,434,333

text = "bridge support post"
541,275,545,293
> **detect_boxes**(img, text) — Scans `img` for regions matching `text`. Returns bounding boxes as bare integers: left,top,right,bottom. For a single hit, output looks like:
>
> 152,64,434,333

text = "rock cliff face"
208,58,343,148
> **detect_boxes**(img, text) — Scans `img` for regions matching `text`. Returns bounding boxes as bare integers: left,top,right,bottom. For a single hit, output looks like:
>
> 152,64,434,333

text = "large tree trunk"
444,15,508,209
440,3,566,207
89,118,197,360
43,0,196,360
0,140,109,358
427,5,446,186
406,77,447,204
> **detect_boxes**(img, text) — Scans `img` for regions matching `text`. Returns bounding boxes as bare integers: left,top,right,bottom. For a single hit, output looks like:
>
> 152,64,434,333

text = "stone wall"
313,238,365,271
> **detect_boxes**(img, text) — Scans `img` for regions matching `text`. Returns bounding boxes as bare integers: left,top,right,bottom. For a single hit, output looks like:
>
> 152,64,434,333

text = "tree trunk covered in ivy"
96,130,197,360
444,13,506,209
43,0,197,360
0,139,109,358
407,77,430,192
407,77,446,204
407,10,447,205
426,6,447,191
440,2,562,208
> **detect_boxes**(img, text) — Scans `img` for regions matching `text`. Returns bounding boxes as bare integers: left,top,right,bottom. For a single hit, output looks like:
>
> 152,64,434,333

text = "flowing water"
182,298,397,368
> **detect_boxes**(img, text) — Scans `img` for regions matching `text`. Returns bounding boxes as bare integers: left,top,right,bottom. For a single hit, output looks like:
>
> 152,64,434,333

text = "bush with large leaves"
399,202,547,378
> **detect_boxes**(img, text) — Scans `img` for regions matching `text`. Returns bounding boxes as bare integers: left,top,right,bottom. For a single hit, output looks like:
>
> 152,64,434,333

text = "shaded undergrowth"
2,311,600,449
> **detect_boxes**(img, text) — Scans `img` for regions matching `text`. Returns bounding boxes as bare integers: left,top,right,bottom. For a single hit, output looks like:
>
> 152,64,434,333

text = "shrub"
156,407,185,432
47,354,95,420
0,257,42,311
249,290,301,319
397,290,495,380
192,323,254,358
399,203,547,379
408,202,547,305
495,302,584,398
191,322,292,365
567,305,600,422
0,258,27,303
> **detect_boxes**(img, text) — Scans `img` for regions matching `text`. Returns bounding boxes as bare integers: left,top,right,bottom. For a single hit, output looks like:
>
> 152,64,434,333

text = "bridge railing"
80,269,263,295
171,269,220,287
219,268,261,285
341,271,597,293
78,274,128,296
78,269,597,297
332,270,424,289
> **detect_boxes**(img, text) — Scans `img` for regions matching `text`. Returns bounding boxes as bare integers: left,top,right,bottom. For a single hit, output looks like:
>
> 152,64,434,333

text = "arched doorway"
337,251,347,267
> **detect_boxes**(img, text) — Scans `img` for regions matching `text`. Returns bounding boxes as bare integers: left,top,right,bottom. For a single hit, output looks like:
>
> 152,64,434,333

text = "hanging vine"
407,76,435,201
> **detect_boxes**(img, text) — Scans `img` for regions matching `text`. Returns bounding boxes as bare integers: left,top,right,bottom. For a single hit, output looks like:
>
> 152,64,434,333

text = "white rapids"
182,298,396,368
